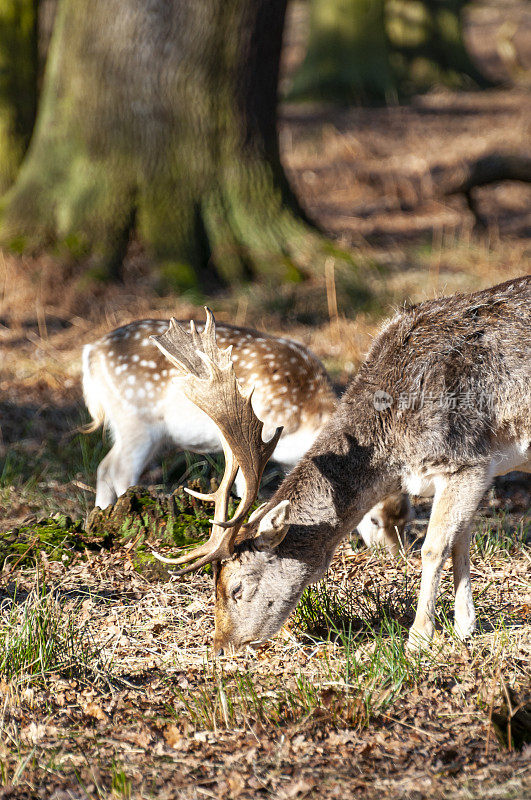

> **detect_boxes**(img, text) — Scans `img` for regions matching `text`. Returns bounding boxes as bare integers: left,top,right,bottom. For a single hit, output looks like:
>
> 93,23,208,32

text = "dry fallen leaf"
163,724,183,749
83,701,109,722
283,778,315,798
227,773,246,797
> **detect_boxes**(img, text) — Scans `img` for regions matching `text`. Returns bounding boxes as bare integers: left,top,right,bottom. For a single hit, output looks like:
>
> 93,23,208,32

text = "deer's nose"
213,633,225,656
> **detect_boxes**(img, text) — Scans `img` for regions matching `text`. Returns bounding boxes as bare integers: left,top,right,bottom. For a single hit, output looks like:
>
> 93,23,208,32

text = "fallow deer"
83,319,337,510
84,317,409,550
150,277,530,652
356,493,413,557
83,318,408,551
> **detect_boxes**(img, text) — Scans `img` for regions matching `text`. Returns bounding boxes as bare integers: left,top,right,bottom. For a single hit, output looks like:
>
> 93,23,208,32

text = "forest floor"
0,1,530,798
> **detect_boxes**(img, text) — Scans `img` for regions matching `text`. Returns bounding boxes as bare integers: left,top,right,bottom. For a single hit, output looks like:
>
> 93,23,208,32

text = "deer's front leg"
408,467,490,650
452,529,476,640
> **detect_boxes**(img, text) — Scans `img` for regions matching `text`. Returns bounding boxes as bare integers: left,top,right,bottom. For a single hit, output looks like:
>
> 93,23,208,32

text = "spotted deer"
83,319,336,508
83,317,409,551
150,277,530,652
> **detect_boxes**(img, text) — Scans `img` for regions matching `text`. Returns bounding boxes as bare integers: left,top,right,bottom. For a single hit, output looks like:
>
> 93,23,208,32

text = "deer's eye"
370,517,379,527
230,582,243,601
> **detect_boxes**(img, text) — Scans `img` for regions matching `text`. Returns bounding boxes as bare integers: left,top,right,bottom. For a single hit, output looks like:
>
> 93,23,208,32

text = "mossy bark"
0,0,328,286
288,0,396,104
1,488,220,578
0,0,39,192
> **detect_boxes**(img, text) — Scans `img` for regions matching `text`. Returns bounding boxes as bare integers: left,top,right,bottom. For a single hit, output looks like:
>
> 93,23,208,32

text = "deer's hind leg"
408,466,491,650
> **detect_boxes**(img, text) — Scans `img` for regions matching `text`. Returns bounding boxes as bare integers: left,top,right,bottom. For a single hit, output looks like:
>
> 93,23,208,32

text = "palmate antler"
149,309,282,574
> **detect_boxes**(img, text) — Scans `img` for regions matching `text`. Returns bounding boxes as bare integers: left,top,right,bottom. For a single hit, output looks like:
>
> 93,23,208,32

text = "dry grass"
0,501,529,798
0,4,530,797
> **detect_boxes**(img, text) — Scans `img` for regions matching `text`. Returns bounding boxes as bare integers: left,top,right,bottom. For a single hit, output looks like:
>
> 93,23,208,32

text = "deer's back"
344,276,530,467
83,319,337,444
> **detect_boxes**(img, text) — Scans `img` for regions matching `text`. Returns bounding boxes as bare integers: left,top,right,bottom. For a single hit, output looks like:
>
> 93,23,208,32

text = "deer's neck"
274,404,398,582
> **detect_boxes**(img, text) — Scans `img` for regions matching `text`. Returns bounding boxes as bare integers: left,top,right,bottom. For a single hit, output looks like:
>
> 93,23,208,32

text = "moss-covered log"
0,0,335,287
0,0,39,192
1,487,222,578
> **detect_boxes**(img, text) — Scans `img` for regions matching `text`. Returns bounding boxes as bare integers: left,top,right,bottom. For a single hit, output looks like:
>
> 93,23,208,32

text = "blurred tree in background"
0,0,335,289
0,0,508,290
289,0,395,103
289,0,493,104
0,0,39,192
387,0,493,92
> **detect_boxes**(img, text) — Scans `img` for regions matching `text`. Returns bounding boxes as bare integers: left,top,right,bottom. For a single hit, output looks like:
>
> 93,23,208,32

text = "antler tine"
150,308,283,573
212,423,282,529
150,435,239,573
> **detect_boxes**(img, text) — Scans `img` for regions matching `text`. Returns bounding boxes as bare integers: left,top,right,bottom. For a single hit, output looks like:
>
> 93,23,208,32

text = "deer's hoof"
406,627,433,653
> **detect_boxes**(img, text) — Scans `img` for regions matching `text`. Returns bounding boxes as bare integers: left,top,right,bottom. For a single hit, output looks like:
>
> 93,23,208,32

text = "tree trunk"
386,0,492,91
288,0,492,105
288,0,396,104
0,0,325,286
0,0,39,192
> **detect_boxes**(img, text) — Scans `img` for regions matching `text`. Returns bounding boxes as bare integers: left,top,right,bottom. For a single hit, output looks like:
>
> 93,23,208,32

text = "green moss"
86,486,213,543
85,486,230,578
0,514,101,570
2,487,227,578
54,231,91,261
6,234,27,254
0,0,38,192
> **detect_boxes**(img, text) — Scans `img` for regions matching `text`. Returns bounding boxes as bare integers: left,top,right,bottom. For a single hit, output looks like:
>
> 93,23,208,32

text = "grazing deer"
83,318,409,551
150,277,530,652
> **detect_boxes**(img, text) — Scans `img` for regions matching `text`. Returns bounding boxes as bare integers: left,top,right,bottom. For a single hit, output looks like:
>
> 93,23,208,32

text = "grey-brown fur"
213,277,530,652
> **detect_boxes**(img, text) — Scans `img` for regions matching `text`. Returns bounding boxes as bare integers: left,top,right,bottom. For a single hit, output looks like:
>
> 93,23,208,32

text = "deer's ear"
254,500,290,550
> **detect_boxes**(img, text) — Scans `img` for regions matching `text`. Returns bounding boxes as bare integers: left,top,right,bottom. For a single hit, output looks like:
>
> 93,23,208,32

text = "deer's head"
151,309,310,652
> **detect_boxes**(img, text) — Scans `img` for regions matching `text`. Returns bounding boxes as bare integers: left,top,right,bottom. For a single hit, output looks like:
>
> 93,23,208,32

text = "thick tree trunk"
0,0,39,192
288,0,396,104
0,0,324,286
